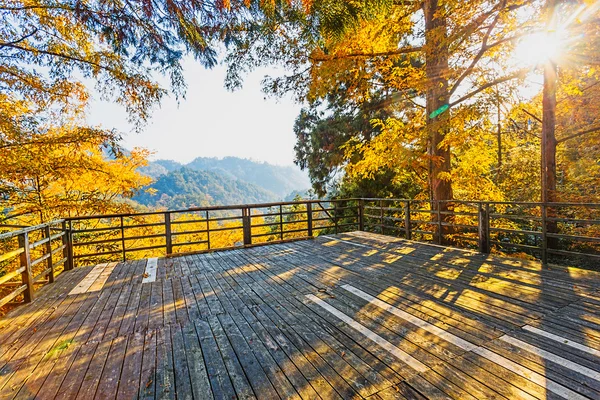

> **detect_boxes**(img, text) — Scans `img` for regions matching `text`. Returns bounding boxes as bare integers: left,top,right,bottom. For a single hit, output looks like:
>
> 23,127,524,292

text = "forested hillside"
134,168,277,209
138,156,311,198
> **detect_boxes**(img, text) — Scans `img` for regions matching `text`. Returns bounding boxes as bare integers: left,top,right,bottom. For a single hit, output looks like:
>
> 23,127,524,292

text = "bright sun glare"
513,29,567,66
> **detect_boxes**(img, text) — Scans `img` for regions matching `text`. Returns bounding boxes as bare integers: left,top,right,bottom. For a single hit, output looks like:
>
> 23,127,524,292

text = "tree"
224,0,533,211
0,0,245,222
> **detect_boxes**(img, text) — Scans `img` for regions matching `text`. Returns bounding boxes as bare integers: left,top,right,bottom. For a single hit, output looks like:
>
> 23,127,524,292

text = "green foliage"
134,167,277,209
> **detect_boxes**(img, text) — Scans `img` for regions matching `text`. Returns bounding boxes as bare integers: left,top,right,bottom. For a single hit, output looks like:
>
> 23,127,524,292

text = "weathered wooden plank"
195,318,237,400
217,312,280,399
73,337,113,399
116,331,145,400
95,335,128,398
155,325,175,400
139,329,157,400
170,323,194,400
181,322,214,399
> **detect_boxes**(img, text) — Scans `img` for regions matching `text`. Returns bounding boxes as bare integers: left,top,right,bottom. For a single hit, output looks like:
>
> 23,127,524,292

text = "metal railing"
64,199,361,267
360,199,600,266
1,198,598,307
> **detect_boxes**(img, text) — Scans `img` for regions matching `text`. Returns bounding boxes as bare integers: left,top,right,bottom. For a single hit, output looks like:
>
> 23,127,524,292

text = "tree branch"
449,2,503,96
558,125,600,143
309,46,422,62
0,29,39,49
521,108,542,123
449,68,528,107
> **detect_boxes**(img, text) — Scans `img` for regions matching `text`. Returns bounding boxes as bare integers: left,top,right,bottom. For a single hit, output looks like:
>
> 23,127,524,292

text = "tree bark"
424,0,453,241
542,0,558,251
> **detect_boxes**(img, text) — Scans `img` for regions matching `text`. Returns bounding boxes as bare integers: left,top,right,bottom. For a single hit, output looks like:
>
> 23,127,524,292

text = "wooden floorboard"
2,231,600,399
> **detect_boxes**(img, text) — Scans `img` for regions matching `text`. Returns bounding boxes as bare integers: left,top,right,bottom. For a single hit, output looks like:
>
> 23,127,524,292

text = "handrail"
0,220,69,308
0,219,65,240
1,198,599,312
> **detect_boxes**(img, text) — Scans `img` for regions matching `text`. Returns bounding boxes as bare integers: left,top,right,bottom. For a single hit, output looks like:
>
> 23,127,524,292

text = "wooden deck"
1,231,600,399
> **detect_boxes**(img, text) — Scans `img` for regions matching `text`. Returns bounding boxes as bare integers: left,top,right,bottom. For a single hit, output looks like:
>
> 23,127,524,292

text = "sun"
513,28,568,67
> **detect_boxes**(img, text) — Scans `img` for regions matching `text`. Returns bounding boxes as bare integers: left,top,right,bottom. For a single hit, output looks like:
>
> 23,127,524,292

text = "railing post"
242,207,252,246
307,202,313,237
44,225,54,283
18,232,34,303
380,200,384,235
206,210,211,250
541,204,548,265
404,200,411,240
358,200,364,231
436,201,443,245
62,220,74,270
334,202,339,234
478,203,490,253
120,216,126,262
165,212,173,255
279,205,284,240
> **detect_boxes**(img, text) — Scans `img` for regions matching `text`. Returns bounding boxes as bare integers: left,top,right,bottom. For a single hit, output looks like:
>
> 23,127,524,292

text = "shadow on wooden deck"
1,231,600,399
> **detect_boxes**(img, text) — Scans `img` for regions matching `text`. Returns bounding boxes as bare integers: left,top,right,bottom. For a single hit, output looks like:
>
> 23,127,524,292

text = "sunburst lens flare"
514,28,569,67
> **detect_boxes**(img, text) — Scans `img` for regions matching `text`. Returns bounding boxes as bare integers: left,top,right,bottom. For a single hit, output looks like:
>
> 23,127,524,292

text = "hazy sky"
87,58,302,166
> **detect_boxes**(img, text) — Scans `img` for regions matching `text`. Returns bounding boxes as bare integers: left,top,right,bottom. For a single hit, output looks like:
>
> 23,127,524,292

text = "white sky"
87,57,303,166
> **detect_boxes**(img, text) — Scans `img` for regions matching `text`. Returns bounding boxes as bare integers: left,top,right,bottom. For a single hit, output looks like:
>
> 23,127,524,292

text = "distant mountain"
134,167,277,209
139,156,311,198
138,159,184,179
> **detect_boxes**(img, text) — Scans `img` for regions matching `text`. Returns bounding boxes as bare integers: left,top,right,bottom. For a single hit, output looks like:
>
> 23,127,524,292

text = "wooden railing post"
404,200,411,240
436,201,443,245
541,204,548,265
334,202,339,234
120,216,126,261
358,199,364,231
279,205,284,240
242,207,252,246
62,220,74,270
44,225,54,283
478,203,490,253
165,212,173,255
206,210,211,250
380,200,384,235
18,232,34,303
307,202,313,237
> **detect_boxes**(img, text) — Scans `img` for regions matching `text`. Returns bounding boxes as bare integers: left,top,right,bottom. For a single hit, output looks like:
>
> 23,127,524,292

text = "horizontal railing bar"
73,237,122,247
172,229,209,236
441,223,477,230
546,217,600,224
490,214,542,221
410,229,435,236
0,267,26,286
0,220,65,240
489,227,541,236
0,248,24,263
122,233,166,241
547,248,600,259
123,244,166,253
452,235,478,242
0,285,27,308
546,233,600,242
73,249,122,259
33,268,52,283
490,240,540,251
53,257,67,267
31,252,52,267
172,240,209,248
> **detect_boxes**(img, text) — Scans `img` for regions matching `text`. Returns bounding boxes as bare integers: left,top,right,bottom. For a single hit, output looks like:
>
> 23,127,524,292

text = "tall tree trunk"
542,0,558,251
424,0,452,242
